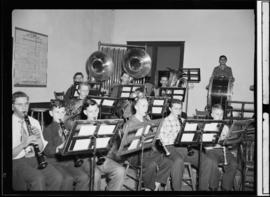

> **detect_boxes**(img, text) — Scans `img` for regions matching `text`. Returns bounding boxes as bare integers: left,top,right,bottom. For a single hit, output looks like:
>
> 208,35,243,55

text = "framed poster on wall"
13,27,48,87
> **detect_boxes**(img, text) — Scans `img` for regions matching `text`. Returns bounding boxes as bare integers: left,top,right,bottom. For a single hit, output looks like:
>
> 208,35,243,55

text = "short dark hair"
219,55,227,61
12,91,29,104
50,99,65,110
212,104,223,111
82,97,98,111
73,72,84,80
168,99,183,108
134,87,144,93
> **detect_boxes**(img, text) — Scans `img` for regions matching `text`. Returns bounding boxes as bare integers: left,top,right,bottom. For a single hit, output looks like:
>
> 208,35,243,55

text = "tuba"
86,51,114,82
122,48,152,79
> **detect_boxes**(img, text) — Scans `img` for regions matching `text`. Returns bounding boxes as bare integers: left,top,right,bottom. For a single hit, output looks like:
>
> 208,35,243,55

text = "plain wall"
112,10,255,115
12,10,115,102
12,10,255,116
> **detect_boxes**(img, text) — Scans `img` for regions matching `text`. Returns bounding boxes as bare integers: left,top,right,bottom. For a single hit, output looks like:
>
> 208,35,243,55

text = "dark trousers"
206,148,238,190
13,157,62,191
47,158,89,191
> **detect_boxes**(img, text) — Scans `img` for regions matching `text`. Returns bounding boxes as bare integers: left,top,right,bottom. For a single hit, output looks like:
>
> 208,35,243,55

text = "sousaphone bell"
122,48,152,78
86,51,114,81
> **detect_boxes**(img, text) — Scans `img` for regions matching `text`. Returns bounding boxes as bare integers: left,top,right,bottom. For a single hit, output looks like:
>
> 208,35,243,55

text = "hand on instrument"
56,143,65,153
31,126,41,138
21,135,39,148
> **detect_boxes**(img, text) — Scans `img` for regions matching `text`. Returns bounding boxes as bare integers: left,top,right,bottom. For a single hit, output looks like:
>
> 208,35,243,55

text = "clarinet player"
12,91,63,190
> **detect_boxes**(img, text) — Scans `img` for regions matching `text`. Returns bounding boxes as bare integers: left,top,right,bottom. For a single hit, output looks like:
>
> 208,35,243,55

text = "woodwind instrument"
59,119,84,167
223,146,228,165
24,113,48,169
156,138,171,156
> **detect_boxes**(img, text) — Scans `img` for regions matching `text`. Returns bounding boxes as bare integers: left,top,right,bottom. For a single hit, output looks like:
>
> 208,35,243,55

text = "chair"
122,161,142,191
30,107,49,131
54,91,65,100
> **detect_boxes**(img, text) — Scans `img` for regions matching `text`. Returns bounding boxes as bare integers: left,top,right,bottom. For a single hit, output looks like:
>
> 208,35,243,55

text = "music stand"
61,119,124,191
88,96,118,119
174,119,224,190
118,84,144,99
225,101,254,120
87,82,102,96
159,87,186,102
118,119,164,190
148,97,168,119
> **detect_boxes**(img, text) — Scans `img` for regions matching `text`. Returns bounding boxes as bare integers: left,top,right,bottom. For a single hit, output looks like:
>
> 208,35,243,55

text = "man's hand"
21,135,40,148
56,143,65,153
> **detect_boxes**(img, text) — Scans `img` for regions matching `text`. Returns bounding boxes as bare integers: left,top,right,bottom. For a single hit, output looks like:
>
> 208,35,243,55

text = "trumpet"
24,113,48,169
59,119,84,167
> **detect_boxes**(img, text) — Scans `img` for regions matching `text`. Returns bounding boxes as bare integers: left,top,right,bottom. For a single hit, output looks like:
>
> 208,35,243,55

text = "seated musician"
206,55,235,89
154,75,169,97
81,98,125,191
43,99,89,190
12,91,63,190
122,97,182,191
64,72,84,103
158,99,218,191
205,104,238,191
64,81,90,129
110,72,134,119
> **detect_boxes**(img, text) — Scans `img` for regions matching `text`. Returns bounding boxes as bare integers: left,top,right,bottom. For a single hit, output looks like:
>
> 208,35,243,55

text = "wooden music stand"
118,119,164,190
117,84,144,99
159,87,186,102
61,119,123,191
225,101,254,120
148,97,168,119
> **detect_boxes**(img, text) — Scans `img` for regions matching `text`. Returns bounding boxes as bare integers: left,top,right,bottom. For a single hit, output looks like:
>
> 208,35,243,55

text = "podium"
118,119,164,190
61,119,124,190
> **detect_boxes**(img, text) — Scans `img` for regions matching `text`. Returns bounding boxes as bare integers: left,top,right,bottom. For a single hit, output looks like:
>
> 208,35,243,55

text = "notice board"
13,27,48,87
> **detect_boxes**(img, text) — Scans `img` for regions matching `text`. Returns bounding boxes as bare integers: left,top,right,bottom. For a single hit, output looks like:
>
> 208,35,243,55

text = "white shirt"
12,114,48,160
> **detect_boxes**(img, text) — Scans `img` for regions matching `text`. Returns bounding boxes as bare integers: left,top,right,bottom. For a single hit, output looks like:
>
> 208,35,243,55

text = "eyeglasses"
14,102,29,107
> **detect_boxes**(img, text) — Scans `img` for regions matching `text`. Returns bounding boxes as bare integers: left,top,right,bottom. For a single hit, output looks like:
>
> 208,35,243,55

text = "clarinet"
156,138,171,156
59,119,84,167
24,114,48,169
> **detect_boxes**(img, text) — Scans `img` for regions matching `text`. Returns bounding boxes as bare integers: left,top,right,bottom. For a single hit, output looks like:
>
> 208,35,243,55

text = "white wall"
112,10,255,115
12,10,115,102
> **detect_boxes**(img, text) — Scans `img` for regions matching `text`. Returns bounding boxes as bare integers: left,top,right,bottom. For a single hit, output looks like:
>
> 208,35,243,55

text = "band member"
206,104,238,191
65,82,90,129
81,98,125,191
110,72,133,98
64,72,84,103
206,55,235,89
158,99,218,190
12,91,63,190
122,97,182,191
154,75,169,97
43,99,89,190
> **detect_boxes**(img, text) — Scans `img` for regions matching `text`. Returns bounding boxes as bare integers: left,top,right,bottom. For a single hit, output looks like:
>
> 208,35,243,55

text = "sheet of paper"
78,125,96,136
190,76,198,80
98,124,115,135
144,137,153,143
132,86,140,91
173,95,183,101
203,123,218,131
231,103,242,110
152,107,162,114
144,125,151,135
135,128,144,136
73,139,91,151
96,137,110,149
173,89,184,94
184,123,198,131
244,103,254,110
243,112,254,118
92,98,102,105
190,71,197,75
202,133,216,142
74,91,79,97
128,139,139,150
153,99,164,106
102,99,114,106
122,87,131,91
181,133,195,142
166,90,172,94
120,92,130,98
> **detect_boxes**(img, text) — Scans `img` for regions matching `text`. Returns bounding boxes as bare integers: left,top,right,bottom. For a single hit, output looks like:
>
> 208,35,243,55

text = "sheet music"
135,128,144,136
203,123,218,131
181,133,195,142
144,137,154,143
92,98,102,105
243,112,254,118
128,139,139,150
184,123,198,131
98,124,116,135
173,89,184,94
152,107,162,114
74,91,79,97
73,139,91,151
190,76,198,80
102,99,114,106
202,133,216,142
120,92,130,98
122,87,131,91
244,103,254,110
153,99,164,105
96,137,110,149
132,86,140,91
78,125,96,136
144,125,151,135
173,95,183,100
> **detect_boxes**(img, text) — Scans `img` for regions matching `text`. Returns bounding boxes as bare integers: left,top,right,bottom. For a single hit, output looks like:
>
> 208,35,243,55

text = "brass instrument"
86,51,114,82
59,119,84,167
122,48,152,79
24,113,48,169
